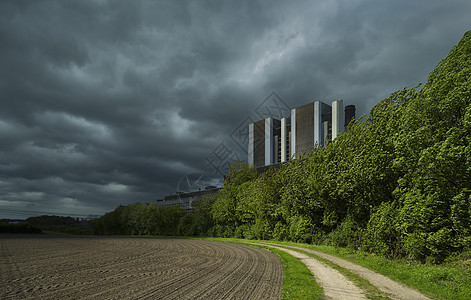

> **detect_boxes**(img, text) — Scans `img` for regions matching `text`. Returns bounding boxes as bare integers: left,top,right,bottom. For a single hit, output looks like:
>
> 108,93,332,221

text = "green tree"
395,30,471,261
211,162,257,235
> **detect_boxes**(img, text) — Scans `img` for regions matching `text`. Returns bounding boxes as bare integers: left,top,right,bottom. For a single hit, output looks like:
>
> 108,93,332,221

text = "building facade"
248,100,355,168
156,186,219,210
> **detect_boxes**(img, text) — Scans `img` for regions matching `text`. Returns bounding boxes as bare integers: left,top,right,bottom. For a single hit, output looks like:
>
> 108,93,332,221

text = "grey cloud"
1,0,470,219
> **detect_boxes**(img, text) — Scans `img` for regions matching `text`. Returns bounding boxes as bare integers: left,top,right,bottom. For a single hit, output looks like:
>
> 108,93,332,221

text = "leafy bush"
365,202,403,258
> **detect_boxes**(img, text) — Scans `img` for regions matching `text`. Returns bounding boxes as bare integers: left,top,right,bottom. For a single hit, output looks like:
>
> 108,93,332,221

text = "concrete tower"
264,118,273,166
314,101,332,147
248,123,254,165
332,100,344,140
290,108,296,158
248,118,280,167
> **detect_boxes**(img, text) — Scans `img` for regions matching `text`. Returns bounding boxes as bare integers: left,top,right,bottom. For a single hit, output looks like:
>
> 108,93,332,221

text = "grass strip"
270,247,324,300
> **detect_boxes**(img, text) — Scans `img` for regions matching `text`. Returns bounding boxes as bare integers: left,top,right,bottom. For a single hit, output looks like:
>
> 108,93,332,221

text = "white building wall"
290,109,296,158
323,121,329,145
314,101,323,146
248,123,254,165
265,117,273,166
281,117,287,163
332,100,344,140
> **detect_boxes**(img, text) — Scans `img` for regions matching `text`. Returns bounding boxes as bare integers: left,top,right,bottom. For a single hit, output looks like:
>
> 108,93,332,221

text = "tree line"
90,30,471,263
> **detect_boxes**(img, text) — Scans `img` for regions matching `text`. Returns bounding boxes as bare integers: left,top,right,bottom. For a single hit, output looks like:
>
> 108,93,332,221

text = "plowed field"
1,235,283,299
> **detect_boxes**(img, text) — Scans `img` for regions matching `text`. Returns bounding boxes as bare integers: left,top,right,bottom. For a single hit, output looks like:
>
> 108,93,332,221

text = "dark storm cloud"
1,0,470,219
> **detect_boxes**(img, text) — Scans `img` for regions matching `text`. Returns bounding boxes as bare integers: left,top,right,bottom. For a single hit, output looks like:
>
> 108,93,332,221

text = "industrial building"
156,186,219,210
248,100,355,168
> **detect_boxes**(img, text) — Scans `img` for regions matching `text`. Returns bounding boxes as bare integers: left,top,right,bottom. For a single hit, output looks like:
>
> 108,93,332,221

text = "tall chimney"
344,105,356,130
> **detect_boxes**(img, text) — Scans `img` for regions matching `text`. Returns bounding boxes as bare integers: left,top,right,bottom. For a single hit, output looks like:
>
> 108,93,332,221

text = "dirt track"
250,242,367,299
262,242,431,300
0,235,283,300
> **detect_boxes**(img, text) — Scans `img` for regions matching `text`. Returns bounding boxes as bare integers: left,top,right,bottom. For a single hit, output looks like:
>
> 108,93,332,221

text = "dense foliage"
26,215,90,234
1,216,90,234
91,30,471,263
89,196,217,236
0,220,42,234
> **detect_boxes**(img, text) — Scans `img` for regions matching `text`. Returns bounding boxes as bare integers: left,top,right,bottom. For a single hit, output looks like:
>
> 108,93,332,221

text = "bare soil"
0,235,283,300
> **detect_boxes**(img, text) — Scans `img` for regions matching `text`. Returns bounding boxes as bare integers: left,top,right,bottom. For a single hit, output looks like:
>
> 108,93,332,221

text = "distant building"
156,186,219,210
248,100,355,168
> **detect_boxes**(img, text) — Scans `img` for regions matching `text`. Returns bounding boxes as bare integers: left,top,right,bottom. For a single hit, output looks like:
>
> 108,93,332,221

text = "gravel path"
1,235,283,300
249,242,367,299
263,242,431,300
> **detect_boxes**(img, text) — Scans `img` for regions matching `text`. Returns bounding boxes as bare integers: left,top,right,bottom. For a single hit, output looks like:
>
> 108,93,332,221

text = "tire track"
138,241,251,299
133,240,229,299
219,244,276,300
186,242,280,300
218,244,268,300
197,243,255,300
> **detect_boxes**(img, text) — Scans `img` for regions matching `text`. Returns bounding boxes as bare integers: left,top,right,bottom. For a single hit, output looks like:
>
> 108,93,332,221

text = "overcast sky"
1,0,470,219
